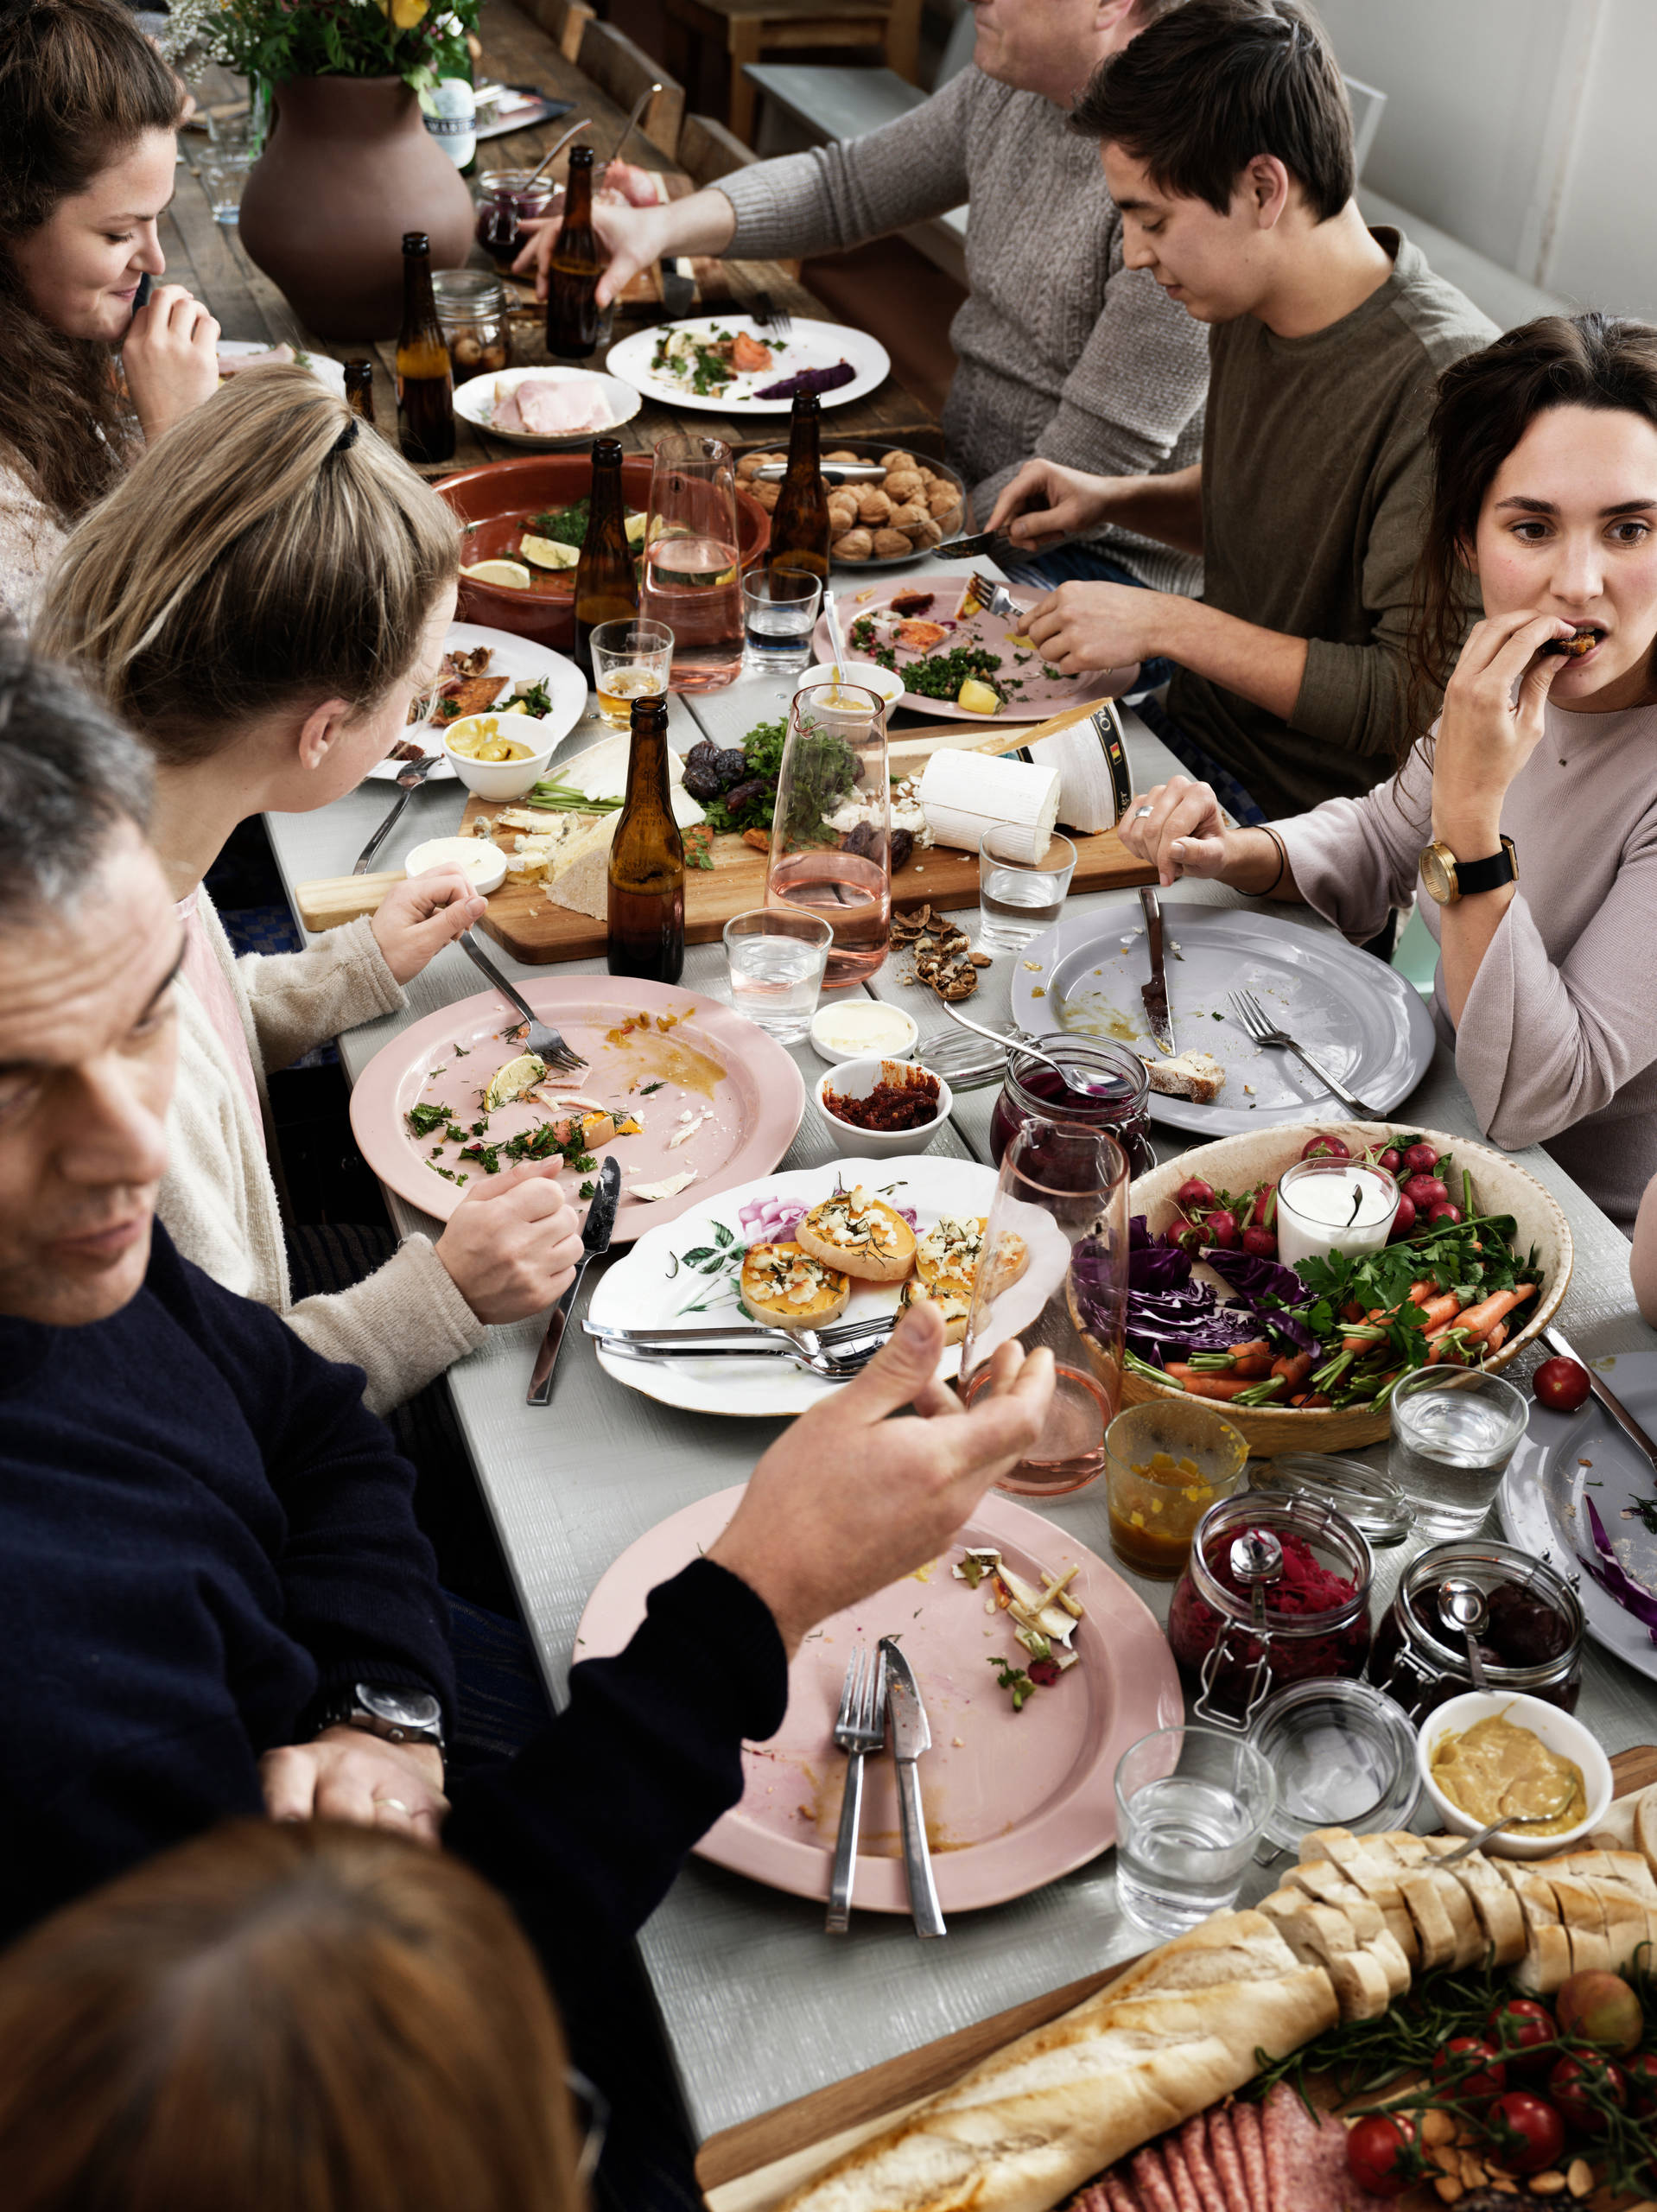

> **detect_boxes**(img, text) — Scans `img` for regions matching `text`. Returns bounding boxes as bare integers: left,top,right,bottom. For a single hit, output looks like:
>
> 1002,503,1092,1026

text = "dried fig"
890,827,915,874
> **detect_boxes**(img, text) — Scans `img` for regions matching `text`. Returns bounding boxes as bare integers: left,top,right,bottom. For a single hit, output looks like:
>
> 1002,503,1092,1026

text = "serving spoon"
1437,1783,1581,1863
936,1000,1093,1090
523,115,594,193
1438,1577,1491,1691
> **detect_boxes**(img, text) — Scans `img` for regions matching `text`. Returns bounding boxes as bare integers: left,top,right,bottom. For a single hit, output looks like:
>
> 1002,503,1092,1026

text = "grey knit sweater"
717,67,1209,593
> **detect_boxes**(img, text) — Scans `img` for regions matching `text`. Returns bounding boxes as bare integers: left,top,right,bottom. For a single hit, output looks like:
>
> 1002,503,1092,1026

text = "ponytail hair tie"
331,416,361,455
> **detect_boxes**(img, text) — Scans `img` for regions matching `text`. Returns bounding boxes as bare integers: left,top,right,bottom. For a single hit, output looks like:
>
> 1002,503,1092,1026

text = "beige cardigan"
158,889,486,1413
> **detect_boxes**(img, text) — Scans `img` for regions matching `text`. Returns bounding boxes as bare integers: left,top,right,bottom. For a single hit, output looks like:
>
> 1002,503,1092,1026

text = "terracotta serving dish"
435,453,771,651
1124,1122,1573,1455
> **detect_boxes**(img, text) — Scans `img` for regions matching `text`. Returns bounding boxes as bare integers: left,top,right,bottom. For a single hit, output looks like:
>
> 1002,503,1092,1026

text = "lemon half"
519,535,581,572
484,1052,549,1109
461,558,532,590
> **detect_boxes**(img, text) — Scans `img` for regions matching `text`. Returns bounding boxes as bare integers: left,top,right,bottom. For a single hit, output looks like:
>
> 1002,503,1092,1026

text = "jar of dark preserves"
1167,1492,1374,1731
988,1041,1156,1180
1368,1539,1583,1720
474,169,557,274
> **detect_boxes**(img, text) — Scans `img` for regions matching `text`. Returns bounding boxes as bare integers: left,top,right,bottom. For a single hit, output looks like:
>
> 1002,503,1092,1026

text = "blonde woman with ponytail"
36,367,584,1417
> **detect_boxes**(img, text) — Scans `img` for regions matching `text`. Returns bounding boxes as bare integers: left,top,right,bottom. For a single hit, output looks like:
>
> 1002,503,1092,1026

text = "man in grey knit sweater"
517,0,1211,595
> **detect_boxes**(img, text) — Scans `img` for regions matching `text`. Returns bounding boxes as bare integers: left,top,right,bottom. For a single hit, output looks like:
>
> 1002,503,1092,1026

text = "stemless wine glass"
959,1119,1130,1497
765,680,890,988
638,434,744,692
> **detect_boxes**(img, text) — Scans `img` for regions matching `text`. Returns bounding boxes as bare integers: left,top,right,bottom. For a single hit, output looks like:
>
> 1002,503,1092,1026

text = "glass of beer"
591,619,673,727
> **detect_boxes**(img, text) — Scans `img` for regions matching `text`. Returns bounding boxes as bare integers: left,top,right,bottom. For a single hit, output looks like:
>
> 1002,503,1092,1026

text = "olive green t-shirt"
1169,230,1497,820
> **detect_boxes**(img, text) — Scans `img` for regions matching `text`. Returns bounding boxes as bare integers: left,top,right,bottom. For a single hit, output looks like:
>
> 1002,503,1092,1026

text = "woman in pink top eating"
1121,311,1657,1234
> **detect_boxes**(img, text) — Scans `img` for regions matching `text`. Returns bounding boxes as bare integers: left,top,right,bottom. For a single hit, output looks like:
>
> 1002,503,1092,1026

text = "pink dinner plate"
817,582,1140,721
347,976,805,1237
575,1484,1184,1913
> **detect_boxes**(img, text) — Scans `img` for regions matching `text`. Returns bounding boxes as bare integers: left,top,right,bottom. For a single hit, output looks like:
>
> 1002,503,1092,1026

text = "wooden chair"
575,17,687,157
676,110,758,188
663,0,923,148
523,0,594,63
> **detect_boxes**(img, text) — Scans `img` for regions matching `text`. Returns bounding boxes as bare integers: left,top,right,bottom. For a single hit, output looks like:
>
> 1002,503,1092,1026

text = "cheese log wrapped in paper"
919,749,1061,861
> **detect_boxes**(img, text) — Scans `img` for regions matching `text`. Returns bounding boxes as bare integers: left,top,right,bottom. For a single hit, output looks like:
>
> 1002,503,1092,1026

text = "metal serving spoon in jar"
1438,1577,1492,1691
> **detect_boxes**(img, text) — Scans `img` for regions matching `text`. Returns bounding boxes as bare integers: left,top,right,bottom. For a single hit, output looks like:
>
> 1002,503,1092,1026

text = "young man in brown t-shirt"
987,0,1497,822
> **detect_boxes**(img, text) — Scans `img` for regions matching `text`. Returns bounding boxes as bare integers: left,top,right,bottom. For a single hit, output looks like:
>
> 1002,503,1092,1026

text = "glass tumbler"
743,569,823,678
722,908,832,1041
1114,1725,1278,1939
1388,1366,1530,1538
591,619,673,728
958,1118,1129,1497
638,435,744,692
978,827,1077,953
766,681,890,988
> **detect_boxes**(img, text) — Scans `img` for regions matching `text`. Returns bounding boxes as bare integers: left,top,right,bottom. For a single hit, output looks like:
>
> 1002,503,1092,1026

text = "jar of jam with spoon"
1368,1538,1584,1719
988,1040,1156,1180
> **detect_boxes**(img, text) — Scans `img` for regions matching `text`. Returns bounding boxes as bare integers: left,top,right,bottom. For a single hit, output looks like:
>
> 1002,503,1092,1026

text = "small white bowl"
403,833,506,894
812,1054,952,1160
441,712,557,801
797,660,907,712
1416,1689,1613,1859
809,1001,919,1065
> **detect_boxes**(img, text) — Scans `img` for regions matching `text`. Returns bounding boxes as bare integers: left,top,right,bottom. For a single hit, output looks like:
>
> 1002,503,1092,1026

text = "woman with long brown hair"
0,0,219,625
1120,311,1657,1230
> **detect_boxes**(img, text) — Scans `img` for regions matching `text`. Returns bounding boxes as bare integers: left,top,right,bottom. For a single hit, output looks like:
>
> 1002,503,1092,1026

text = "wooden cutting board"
696,1744,1657,2211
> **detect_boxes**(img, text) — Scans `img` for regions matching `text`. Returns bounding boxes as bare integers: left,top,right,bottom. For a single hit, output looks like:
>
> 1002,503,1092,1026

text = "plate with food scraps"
214,338,346,395
1012,901,1437,1135
602,314,892,416
1501,1345,1657,1688
585,1154,1002,1415
371,621,587,780
825,582,1140,721
575,1481,1181,1910
347,976,804,1236
454,364,643,448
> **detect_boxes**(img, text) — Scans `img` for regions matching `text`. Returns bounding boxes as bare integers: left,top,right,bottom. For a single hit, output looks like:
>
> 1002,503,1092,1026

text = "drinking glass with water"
742,571,822,677
721,908,832,1041
1114,1726,1276,1939
978,827,1077,952
1388,1366,1530,1538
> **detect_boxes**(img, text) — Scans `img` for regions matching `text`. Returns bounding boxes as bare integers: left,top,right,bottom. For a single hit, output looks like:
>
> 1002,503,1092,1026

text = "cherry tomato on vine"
1548,2052,1625,2135
1485,1998,1557,2077
1483,2090,1565,2174
1624,2050,1657,2119
1432,2036,1507,2106
1345,2113,1421,2198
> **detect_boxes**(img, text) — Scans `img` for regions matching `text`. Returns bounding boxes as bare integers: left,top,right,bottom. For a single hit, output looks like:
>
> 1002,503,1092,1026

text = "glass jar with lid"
474,168,558,274
1368,1537,1584,1721
431,269,511,383
1166,1491,1375,1732
987,1040,1157,1180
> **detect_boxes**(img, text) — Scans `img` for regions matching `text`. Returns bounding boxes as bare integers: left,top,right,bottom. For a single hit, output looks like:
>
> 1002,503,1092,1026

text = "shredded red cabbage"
1201,1243,1318,1355
1580,1497,1657,1645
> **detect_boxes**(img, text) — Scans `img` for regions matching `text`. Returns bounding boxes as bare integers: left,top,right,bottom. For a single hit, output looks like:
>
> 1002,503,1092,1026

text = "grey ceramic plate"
1500,1346,1657,1687
1009,901,1438,1135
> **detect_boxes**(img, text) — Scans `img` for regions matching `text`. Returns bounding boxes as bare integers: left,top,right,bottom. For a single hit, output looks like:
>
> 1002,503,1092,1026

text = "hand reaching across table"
513,185,737,310
121,282,220,442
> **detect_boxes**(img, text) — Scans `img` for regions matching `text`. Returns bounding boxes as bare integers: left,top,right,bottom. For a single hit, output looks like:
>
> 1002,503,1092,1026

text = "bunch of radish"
1161,1173,1282,1261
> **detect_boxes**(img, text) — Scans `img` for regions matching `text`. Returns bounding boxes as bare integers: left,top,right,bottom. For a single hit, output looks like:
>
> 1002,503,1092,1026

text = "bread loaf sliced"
1298,1830,1420,1967
1419,1840,1526,1966
1280,1858,1385,1942
1257,1891,1391,2023
1502,1864,1571,1993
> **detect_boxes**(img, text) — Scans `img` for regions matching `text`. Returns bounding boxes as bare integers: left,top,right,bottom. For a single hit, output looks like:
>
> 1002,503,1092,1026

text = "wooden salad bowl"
1123,1122,1574,1455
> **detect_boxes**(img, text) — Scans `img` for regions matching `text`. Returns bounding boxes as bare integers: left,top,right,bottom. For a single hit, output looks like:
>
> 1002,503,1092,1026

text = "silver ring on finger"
1134,805,1153,818
379,1797,410,1815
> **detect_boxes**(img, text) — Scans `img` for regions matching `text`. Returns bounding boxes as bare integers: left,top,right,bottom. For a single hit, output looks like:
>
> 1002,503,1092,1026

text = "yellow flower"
372,0,429,22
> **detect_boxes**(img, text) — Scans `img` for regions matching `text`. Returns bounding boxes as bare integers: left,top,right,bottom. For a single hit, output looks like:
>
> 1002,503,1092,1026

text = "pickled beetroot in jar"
989,1041,1156,1179
474,169,557,273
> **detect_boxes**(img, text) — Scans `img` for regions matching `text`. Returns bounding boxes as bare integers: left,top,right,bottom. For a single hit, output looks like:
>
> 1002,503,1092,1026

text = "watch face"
358,1683,442,1732
1419,842,1457,905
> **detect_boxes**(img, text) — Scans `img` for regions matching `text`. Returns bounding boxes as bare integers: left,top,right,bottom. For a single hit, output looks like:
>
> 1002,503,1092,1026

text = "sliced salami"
1232,2098,1269,2212
1205,2108,1253,2212
1260,2080,1395,2211
1130,2146,1181,2212
1160,2133,1204,2212
1178,2114,1227,2212
1101,2177,1143,2212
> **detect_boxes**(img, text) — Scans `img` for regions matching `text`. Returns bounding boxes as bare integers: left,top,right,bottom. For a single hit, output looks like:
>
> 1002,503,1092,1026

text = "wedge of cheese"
543,813,622,922
556,733,707,830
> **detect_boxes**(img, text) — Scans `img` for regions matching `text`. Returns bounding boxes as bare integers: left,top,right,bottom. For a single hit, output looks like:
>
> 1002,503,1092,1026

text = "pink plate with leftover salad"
576,1482,1181,1912
347,976,804,1237
818,582,1140,721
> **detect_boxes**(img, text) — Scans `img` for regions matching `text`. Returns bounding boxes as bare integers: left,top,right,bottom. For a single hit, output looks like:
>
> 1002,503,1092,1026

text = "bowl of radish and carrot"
1116,1123,1572,1457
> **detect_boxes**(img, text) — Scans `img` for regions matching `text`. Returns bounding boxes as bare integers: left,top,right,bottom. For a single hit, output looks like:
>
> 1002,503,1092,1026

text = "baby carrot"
1483,1321,1508,1355
1272,1350,1314,1390
1451,1282,1537,1344
1163,1366,1260,1401
1419,1292,1462,1331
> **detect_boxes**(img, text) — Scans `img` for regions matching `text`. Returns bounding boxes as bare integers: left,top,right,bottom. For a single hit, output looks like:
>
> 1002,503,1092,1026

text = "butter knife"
1140,885,1176,1056
527,1156,620,1406
878,1637,946,1939
1538,1325,1657,1478
353,751,442,875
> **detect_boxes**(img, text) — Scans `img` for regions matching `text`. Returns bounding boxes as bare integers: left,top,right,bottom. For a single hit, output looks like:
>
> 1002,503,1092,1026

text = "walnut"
886,500,928,534
884,470,924,505
831,527,873,563
827,492,859,532
736,452,767,478
879,450,912,473
855,486,892,526
928,486,962,521
824,448,860,464
938,971,978,1001
969,950,992,967
907,518,943,549
751,480,780,511
871,527,911,558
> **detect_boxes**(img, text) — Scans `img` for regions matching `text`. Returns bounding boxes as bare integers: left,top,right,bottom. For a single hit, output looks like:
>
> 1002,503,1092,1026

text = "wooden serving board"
696,1745,1657,2211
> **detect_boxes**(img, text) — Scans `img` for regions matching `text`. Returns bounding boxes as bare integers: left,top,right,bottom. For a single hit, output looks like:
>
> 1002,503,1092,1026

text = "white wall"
1541,0,1657,316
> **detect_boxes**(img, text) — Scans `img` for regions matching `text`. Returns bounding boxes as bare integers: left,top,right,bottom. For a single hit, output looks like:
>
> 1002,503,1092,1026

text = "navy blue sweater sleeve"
444,1559,788,1967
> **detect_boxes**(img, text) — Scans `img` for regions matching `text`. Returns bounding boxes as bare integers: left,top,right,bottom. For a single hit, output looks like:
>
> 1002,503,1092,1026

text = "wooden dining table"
167,0,947,467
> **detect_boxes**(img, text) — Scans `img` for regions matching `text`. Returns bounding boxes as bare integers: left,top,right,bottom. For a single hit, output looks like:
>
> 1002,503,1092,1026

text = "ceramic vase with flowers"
163,0,479,340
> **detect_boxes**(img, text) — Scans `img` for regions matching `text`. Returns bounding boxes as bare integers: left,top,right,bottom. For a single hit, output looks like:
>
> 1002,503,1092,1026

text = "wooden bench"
662,0,922,148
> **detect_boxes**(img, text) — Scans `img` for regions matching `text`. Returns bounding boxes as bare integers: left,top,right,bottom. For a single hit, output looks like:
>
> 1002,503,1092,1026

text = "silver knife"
1139,885,1176,1056
877,1637,946,1939
352,752,443,875
527,1156,620,1406
1539,1325,1657,1478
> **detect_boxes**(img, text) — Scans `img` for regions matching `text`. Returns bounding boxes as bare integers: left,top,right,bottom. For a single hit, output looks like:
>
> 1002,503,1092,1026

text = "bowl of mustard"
1417,1690,1612,1858
441,711,558,800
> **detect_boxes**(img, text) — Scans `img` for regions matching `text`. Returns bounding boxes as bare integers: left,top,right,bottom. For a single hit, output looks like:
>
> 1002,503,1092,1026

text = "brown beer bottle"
575,435,638,677
607,692,684,983
767,391,830,588
546,144,602,359
343,358,377,426
396,232,454,464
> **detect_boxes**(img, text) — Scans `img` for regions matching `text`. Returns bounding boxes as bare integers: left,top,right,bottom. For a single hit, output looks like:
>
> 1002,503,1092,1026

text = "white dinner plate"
603,315,892,416
586,1154,1000,1415
1500,1346,1657,1687
217,338,346,395
368,620,587,780
1010,902,1438,1135
454,364,643,448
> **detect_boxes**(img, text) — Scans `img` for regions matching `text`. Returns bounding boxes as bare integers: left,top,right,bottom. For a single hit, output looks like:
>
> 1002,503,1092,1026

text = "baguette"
1546,1870,1614,1975
1280,1859,1384,1942
1419,1838,1527,1965
1258,1891,1391,2022
1503,1863,1571,1993
1362,1927,1413,2000
1299,1830,1420,1967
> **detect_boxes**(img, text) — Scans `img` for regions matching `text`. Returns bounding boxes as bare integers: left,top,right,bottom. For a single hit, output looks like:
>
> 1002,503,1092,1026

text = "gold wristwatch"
1419,836,1518,906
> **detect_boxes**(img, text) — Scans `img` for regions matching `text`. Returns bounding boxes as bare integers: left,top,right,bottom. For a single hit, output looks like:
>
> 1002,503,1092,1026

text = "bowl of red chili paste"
813,1056,953,1160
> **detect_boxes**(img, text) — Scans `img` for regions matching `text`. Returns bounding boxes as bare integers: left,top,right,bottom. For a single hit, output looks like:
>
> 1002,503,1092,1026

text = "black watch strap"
1456,836,1519,895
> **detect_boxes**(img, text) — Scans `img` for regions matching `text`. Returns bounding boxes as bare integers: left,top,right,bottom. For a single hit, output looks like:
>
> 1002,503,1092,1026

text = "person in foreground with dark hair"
987,0,1497,823
0,0,219,626
0,1823,594,2212
1121,313,1657,1233
0,639,1055,2202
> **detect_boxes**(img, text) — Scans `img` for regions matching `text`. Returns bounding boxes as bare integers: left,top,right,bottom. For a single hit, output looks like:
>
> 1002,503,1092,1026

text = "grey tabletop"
260,614,1657,2145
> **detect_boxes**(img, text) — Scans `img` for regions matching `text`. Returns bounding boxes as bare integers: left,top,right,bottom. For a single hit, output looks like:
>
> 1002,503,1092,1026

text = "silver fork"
352,751,443,874
748,288,793,338
458,928,586,1076
1227,988,1383,1119
966,570,1019,621
597,1335,885,1380
826,1644,886,1933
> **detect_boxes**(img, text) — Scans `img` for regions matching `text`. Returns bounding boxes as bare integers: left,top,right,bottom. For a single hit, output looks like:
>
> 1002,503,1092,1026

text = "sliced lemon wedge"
956,677,1001,715
519,535,581,572
624,511,647,546
484,1052,549,1109
460,558,533,590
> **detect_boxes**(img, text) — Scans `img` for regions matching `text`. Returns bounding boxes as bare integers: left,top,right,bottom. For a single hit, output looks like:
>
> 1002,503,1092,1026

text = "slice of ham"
491,377,617,435
1232,2100,1268,2211
1129,2148,1180,2212
1178,2115,1228,2212
1205,2109,1253,2212
1159,2135,1204,2212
